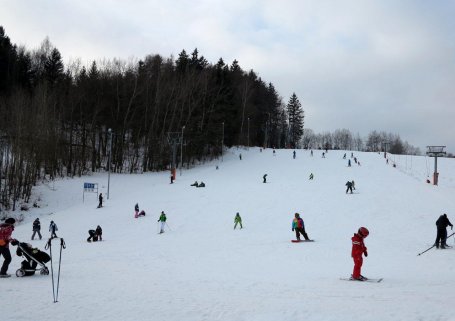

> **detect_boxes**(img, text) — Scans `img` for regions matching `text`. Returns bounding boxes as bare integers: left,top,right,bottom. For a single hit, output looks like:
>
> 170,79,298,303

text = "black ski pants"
32,230,42,240
435,228,448,247
0,246,12,275
346,186,353,194
295,228,309,241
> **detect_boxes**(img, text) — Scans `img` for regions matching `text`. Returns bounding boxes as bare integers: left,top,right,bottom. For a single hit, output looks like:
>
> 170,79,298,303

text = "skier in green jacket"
234,213,243,229
158,211,167,234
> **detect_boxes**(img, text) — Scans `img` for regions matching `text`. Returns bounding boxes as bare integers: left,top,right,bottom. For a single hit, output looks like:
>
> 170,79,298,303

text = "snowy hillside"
3,148,455,321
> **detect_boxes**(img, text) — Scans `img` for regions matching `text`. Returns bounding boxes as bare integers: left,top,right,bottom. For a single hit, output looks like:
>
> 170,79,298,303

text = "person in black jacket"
31,218,42,240
345,181,353,194
435,214,453,249
98,193,103,208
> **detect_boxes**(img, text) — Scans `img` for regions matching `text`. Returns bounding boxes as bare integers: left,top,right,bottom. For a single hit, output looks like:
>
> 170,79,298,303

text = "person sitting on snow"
87,226,102,242
197,182,206,188
190,181,198,187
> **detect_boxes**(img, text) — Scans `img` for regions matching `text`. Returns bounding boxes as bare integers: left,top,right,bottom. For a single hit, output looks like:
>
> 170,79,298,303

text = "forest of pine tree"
0,27,294,211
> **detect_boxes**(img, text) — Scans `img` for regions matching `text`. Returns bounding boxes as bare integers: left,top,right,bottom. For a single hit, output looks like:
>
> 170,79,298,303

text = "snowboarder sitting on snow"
134,203,140,218
32,218,42,240
197,182,206,188
158,211,167,234
263,174,267,183
435,214,453,249
291,213,310,241
345,181,353,194
351,227,369,281
87,226,103,242
190,181,199,187
309,173,314,180
234,213,243,229
49,221,58,238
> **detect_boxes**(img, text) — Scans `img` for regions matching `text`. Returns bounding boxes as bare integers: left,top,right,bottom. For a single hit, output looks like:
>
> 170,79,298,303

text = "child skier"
345,181,353,194
234,213,243,229
134,203,139,218
351,227,369,280
309,173,314,180
31,218,42,240
291,213,310,241
49,221,58,238
263,174,267,183
158,211,167,234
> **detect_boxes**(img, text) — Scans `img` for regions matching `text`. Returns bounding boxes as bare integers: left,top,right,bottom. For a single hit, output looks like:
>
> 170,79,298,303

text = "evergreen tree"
44,48,64,85
286,93,304,148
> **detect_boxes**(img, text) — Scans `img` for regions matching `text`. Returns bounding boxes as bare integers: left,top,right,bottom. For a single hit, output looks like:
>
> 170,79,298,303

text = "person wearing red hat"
351,227,369,281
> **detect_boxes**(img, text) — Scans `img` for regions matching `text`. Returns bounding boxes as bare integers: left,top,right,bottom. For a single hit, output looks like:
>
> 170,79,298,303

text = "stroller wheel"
16,269,26,277
40,267,49,275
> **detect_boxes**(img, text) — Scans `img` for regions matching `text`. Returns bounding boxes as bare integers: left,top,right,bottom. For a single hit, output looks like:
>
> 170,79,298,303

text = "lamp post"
107,128,112,200
221,122,224,162
247,117,250,149
180,126,185,176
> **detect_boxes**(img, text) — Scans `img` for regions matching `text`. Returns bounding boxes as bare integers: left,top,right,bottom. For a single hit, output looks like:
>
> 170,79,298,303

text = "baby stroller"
15,242,50,277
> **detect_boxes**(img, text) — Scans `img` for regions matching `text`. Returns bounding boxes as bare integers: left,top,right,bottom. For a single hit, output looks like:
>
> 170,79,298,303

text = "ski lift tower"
382,141,390,158
426,146,446,186
167,132,183,181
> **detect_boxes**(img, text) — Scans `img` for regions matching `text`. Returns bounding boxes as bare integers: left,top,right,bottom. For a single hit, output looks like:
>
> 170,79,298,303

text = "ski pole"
417,244,435,256
418,232,455,256
165,222,172,231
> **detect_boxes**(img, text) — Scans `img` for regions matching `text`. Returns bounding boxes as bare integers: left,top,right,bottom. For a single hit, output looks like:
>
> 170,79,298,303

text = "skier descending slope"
351,227,369,281
157,211,167,234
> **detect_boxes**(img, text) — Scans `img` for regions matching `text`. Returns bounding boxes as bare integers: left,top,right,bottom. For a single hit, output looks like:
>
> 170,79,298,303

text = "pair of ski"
340,277,383,283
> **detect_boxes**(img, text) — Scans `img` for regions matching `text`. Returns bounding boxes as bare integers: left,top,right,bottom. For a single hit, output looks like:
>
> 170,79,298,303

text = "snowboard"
340,277,383,283
291,239,314,243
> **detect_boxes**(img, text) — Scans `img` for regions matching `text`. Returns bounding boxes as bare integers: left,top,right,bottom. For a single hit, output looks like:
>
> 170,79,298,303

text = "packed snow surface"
2,148,455,321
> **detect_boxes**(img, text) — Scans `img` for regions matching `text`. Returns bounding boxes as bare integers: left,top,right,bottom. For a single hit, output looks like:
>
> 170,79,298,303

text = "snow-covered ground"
2,148,455,321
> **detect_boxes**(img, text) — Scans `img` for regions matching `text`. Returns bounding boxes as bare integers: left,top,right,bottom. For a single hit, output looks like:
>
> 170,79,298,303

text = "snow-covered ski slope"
3,148,455,321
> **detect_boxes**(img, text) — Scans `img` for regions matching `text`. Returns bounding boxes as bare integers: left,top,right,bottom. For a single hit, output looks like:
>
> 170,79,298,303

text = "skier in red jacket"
351,227,369,281
0,218,18,278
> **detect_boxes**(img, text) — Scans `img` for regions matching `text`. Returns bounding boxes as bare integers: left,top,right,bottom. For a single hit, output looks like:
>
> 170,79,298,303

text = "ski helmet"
358,227,369,237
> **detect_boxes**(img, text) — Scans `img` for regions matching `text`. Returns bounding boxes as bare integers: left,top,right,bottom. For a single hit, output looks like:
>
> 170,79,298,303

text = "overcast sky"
1,0,454,153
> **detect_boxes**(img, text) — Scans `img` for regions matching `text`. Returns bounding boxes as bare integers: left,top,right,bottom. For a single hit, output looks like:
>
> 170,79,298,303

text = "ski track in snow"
2,148,455,321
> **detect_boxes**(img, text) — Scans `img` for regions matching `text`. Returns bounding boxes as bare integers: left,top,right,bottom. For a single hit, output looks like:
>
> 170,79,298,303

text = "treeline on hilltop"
301,129,421,155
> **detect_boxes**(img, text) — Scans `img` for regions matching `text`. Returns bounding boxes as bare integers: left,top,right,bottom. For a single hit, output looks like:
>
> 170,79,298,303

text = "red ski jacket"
351,233,367,258
0,223,14,247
